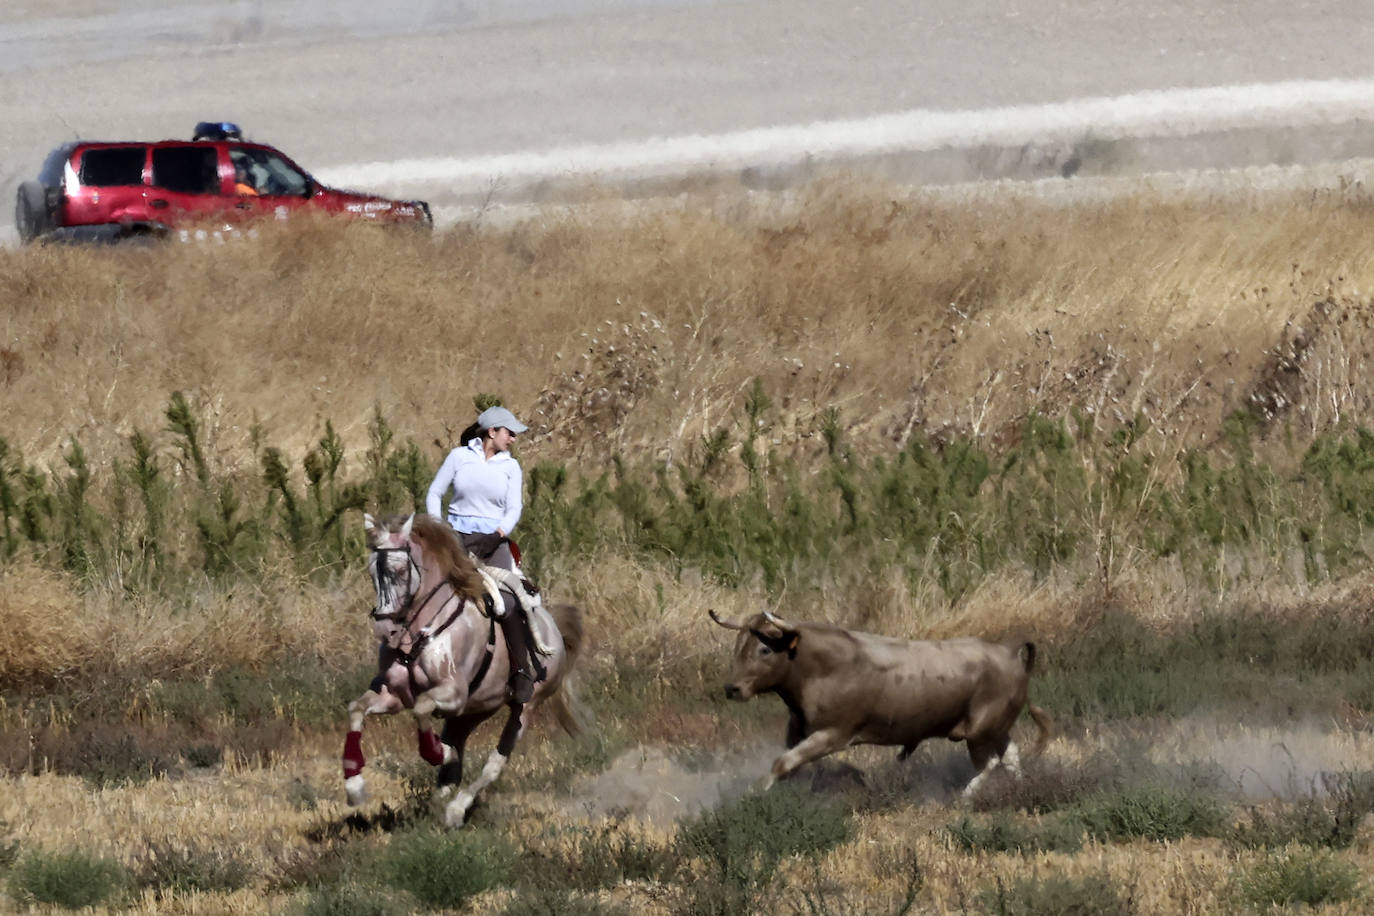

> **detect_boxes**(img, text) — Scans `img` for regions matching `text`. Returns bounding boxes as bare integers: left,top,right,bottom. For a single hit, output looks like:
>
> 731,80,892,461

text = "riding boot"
498,610,536,704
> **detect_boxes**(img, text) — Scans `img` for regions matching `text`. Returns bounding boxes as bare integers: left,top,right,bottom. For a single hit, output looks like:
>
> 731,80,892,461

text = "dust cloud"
561,716,1374,825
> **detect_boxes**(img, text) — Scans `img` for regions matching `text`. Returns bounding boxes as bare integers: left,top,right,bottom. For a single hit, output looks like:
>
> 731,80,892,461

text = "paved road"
2,0,1372,232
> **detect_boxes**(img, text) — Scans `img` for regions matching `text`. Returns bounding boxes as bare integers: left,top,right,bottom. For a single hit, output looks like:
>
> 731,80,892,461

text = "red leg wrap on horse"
417,729,444,766
343,730,365,778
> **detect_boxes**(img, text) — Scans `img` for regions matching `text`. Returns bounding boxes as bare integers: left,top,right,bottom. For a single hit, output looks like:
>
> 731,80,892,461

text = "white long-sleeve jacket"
425,439,523,535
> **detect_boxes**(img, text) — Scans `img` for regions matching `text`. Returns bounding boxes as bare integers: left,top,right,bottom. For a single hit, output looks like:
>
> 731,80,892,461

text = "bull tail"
1024,703,1053,754
1019,641,1051,753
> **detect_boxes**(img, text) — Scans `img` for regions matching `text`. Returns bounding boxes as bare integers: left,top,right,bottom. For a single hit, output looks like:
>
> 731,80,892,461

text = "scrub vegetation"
2,177,1374,912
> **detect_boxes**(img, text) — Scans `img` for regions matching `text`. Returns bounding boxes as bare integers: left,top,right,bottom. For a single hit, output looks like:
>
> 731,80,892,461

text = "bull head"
711,609,800,701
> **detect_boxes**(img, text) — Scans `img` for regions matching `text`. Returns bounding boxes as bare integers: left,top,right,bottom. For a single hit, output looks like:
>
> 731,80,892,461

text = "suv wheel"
15,181,56,244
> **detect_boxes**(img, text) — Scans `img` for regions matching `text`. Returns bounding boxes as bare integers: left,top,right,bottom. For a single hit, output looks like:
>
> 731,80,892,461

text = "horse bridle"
370,544,456,631
369,545,423,623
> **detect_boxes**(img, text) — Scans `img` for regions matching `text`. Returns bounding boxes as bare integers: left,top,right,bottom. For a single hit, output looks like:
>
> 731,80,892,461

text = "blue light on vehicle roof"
192,121,243,141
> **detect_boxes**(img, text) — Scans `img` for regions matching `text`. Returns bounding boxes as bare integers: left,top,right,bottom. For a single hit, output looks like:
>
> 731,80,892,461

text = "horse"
342,511,585,827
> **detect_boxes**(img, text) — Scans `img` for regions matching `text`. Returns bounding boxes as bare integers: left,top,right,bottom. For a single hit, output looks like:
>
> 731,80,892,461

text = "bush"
525,822,672,891
945,814,1082,855
785,846,923,915
502,885,633,915
0,819,18,870
1233,848,1362,909
377,828,514,908
978,870,1136,916
294,883,404,916
1068,784,1225,843
133,840,252,895
677,781,851,885
7,847,128,909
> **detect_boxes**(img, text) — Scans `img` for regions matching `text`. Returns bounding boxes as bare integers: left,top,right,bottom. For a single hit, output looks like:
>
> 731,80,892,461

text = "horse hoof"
444,792,475,827
345,775,367,806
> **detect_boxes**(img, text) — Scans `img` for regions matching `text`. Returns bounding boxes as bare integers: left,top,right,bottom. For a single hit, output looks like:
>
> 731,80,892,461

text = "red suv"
14,122,431,243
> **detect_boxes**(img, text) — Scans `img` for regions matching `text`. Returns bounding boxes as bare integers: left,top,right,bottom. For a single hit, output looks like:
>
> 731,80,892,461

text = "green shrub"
670,873,759,916
65,727,167,788
133,840,251,895
0,820,17,870
11,393,1374,615
786,846,923,915
8,848,128,909
502,886,633,916
677,782,851,885
945,814,1082,855
182,742,222,769
1068,783,1226,843
526,822,672,890
377,827,514,908
1233,848,1362,909
978,869,1136,916
294,883,403,916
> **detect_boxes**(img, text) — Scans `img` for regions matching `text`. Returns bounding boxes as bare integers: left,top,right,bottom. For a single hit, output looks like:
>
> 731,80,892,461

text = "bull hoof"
345,775,367,806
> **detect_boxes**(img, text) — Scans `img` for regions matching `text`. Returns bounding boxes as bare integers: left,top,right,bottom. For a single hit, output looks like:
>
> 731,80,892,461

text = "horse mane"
406,513,487,605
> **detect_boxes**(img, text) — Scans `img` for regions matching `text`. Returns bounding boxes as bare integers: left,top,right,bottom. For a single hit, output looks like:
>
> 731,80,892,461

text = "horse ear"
401,513,415,538
363,512,377,534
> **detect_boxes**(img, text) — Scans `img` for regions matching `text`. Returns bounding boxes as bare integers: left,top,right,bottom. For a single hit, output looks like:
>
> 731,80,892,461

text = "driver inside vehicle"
232,153,260,196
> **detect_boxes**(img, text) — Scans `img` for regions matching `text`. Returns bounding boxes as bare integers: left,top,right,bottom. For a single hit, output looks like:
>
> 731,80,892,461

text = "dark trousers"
459,530,516,571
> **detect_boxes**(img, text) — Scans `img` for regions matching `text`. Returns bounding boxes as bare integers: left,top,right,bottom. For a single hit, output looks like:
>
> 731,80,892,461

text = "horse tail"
552,602,585,665
546,603,588,737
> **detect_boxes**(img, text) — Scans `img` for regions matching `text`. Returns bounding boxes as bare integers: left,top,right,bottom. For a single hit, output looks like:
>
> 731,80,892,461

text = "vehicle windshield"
229,146,310,197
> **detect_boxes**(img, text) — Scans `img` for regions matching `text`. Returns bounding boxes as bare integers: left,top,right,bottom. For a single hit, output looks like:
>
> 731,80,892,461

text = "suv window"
152,146,220,195
230,146,309,197
79,147,145,187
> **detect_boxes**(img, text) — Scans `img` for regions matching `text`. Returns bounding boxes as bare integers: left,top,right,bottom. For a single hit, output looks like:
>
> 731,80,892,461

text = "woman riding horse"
343,512,584,827
425,405,539,703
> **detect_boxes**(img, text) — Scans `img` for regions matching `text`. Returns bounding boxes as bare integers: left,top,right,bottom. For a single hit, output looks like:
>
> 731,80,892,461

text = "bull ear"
709,609,744,630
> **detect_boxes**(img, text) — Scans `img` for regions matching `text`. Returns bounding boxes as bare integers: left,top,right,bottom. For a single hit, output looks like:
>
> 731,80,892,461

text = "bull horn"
708,609,744,630
762,610,795,631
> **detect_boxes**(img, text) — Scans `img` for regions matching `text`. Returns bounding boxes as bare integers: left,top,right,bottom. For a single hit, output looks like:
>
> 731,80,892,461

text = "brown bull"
709,609,1052,796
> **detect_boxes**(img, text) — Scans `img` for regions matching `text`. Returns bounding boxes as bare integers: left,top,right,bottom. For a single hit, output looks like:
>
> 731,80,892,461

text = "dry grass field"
3,178,1374,913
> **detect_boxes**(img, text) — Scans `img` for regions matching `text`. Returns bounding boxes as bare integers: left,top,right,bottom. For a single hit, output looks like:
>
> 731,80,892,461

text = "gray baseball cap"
476,406,528,434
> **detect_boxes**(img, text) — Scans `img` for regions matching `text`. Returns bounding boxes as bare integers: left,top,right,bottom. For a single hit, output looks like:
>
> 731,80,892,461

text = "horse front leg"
412,682,466,766
445,704,529,828
343,684,404,806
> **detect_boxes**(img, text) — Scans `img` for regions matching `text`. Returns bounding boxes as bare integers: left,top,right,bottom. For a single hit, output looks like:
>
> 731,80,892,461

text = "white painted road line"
315,79,1374,190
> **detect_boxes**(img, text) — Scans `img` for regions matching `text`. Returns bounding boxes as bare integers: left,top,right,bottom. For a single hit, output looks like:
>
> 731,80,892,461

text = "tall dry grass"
3,177,1374,683
3,181,1372,474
